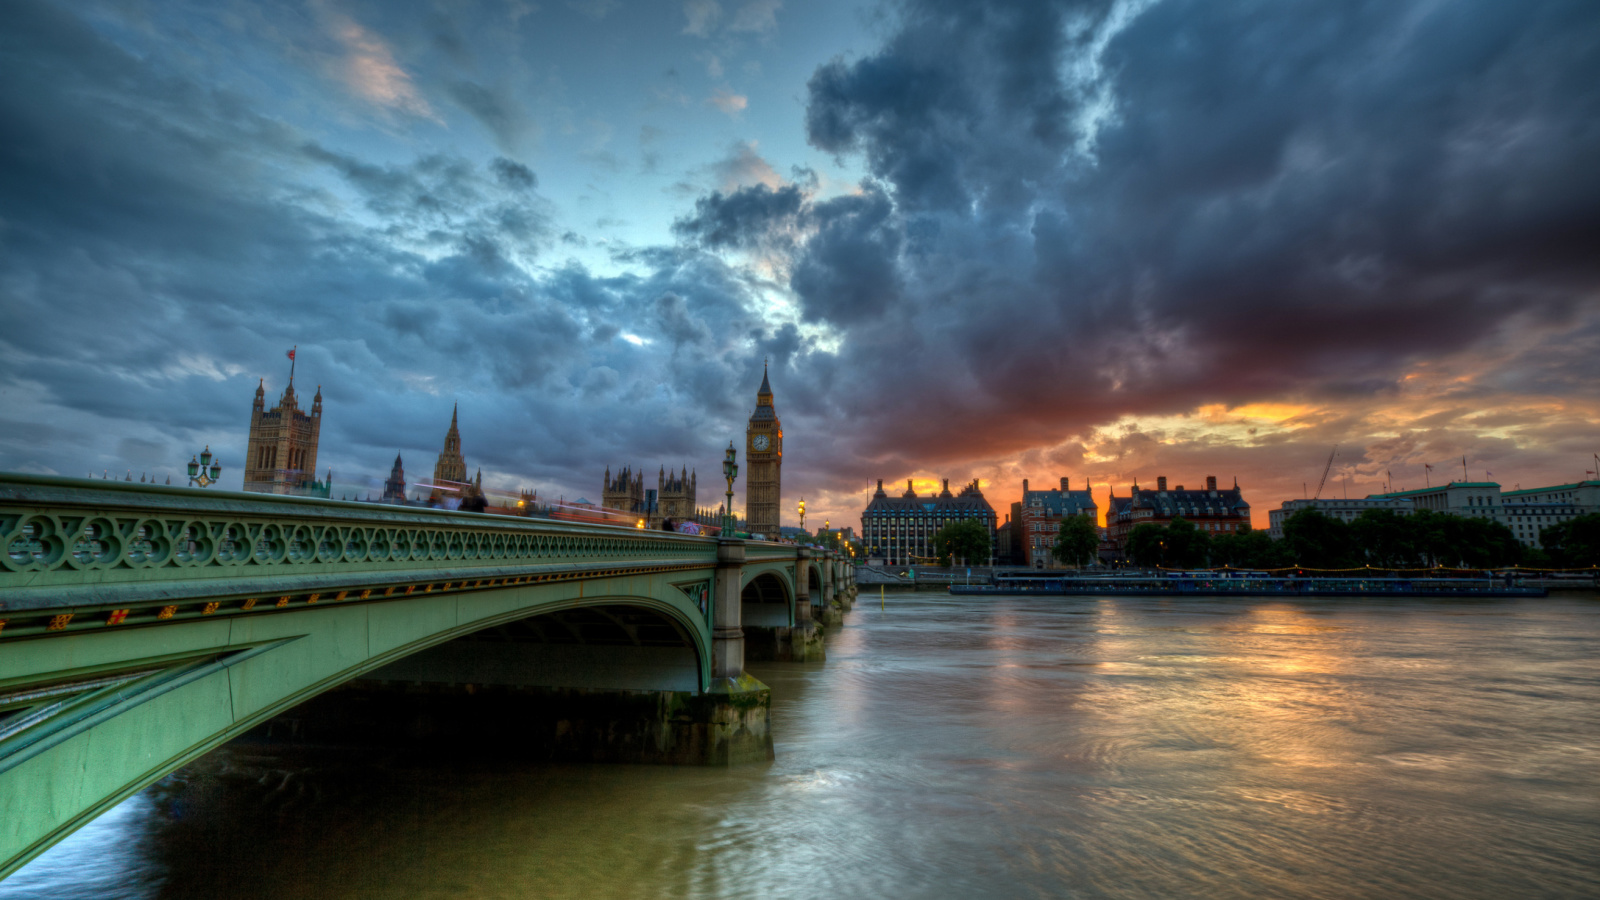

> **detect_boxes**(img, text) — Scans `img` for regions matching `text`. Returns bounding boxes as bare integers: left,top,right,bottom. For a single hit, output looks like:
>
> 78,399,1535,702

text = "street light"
722,441,738,534
798,497,806,532
187,446,221,488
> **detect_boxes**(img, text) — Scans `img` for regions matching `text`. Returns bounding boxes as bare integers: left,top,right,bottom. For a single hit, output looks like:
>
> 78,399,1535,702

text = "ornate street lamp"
798,498,806,533
187,446,222,488
722,442,738,534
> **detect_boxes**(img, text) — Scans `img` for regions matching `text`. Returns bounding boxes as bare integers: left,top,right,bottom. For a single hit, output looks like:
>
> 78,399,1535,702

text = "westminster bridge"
0,475,855,879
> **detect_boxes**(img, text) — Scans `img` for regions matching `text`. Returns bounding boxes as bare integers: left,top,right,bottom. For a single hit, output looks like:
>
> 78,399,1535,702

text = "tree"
1162,517,1212,569
1539,513,1600,567
933,519,992,567
1349,509,1418,568
1281,508,1357,568
1211,526,1284,568
1051,514,1100,567
806,529,842,551
1126,523,1167,567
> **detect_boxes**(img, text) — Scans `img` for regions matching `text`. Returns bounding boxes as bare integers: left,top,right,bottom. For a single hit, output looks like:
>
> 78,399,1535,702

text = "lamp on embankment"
799,497,806,532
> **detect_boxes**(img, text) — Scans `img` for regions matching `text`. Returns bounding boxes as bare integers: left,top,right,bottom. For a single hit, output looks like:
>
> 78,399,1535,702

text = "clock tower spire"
745,361,782,538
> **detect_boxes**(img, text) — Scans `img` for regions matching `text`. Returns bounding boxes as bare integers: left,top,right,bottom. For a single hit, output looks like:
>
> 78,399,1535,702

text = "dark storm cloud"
780,0,1600,481
790,186,903,325
672,183,804,250
0,0,800,500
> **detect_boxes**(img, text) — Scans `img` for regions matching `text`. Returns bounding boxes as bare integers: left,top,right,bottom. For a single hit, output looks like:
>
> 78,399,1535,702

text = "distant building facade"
1266,478,1597,550
861,478,997,566
243,375,325,496
1500,481,1599,549
995,517,1017,566
1011,477,1099,569
1107,475,1250,559
601,465,716,528
1267,497,1415,540
1367,481,1502,517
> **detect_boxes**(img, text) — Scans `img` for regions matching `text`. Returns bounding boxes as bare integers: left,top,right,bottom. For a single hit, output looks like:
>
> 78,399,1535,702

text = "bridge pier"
748,547,825,659
834,557,855,610
818,552,844,627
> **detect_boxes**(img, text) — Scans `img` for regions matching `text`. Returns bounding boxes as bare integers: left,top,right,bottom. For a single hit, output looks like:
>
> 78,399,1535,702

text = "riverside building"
1295,479,1597,549
1497,481,1598,549
1011,477,1098,569
1267,497,1415,540
861,478,997,567
1107,476,1250,559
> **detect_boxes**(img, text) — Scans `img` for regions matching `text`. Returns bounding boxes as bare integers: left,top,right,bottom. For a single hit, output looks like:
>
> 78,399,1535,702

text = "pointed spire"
450,402,459,429
757,359,772,400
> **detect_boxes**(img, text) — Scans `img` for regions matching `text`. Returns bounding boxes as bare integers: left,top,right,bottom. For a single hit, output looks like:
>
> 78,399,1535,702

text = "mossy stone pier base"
743,622,825,662
258,676,774,766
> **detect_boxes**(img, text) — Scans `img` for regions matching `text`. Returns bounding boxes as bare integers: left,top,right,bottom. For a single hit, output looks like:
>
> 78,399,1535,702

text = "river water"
5,591,1599,899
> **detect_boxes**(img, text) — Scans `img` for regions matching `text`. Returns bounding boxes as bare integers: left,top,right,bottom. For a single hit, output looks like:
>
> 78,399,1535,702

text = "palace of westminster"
195,354,1597,559
235,361,786,536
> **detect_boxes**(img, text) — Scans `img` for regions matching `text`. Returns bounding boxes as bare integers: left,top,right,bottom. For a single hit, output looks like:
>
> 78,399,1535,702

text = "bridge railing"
0,475,725,623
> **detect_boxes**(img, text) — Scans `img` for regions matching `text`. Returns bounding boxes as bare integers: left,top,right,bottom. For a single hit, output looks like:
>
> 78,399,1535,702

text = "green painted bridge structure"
0,475,855,879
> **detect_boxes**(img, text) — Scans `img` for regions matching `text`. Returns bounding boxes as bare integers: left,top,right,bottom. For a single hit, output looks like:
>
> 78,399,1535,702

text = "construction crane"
1312,445,1338,500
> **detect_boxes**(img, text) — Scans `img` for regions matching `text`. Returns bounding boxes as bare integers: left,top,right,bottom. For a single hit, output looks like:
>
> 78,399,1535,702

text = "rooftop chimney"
1060,477,1069,491
1157,476,1168,492
1206,475,1217,491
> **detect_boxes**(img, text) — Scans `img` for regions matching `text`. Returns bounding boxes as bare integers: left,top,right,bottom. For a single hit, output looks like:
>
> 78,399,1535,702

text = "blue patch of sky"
77,0,873,277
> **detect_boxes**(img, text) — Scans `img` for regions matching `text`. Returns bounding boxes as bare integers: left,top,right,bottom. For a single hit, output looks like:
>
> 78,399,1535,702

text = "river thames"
4,591,1597,899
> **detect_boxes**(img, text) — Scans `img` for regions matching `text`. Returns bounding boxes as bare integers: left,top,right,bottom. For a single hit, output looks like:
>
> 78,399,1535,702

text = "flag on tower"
286,349,295,360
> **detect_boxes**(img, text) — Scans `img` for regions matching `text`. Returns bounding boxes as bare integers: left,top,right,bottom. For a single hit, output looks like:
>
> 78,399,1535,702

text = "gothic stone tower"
382,452,406,503
243,373,322,495
430,404,468,503
602,466,645,514
745,365,781,537
657,466,697,523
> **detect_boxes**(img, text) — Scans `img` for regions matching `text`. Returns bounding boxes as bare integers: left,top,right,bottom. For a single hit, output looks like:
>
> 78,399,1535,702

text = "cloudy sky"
2,0,1597,529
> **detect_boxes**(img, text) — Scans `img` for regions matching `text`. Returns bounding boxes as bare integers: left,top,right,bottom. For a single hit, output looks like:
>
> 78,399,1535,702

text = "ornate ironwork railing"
0,475,720,587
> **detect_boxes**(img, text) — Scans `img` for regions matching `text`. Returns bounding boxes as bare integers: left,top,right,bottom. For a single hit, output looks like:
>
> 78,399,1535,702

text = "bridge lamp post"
798,498,806,533
722,442,738,534
187,446,221,488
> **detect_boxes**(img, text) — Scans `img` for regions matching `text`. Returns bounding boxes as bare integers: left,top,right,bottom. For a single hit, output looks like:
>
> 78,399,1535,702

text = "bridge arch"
805,561,825,603
360,595,708,694
739,570,793,628
0,576,715,878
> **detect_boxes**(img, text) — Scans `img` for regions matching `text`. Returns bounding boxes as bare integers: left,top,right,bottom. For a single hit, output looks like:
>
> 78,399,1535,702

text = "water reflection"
5,593,1598,899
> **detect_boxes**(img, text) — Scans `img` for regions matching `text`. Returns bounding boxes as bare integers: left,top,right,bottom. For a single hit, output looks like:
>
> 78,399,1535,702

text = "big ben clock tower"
745,363,782,537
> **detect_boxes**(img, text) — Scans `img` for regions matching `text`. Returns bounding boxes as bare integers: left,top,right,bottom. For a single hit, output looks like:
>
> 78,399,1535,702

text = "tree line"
1119,509,1600,570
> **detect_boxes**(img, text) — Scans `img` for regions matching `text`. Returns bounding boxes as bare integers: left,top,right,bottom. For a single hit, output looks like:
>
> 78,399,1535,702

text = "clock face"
752,434,770,451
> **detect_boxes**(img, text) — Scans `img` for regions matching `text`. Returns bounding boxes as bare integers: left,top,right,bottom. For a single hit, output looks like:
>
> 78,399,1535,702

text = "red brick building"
1107,475,1250,560
1010,477,1099,569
